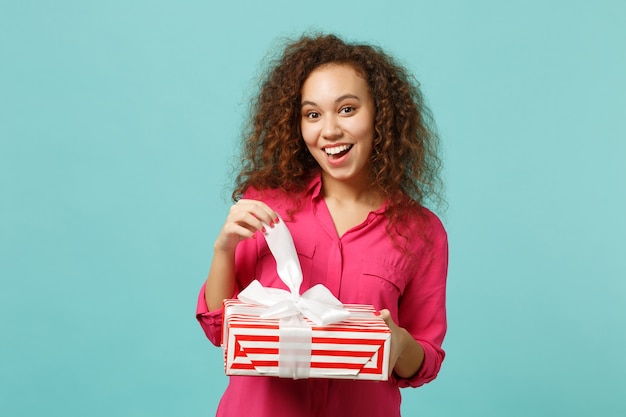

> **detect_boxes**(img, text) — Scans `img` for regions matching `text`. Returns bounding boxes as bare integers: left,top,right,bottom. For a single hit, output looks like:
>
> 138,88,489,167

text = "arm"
204,199,279,311
383,215,449,385
204,245,237,311
379,310,425,379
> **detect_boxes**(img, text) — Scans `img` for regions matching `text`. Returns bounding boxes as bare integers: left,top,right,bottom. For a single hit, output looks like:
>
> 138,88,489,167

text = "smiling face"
300,63,376,190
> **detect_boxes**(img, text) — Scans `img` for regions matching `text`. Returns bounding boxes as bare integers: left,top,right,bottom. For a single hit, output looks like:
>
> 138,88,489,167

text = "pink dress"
196,174,448,417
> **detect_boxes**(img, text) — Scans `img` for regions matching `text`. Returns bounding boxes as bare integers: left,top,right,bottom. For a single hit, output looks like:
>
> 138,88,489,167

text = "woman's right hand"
215,199,279,253
206,199,278,311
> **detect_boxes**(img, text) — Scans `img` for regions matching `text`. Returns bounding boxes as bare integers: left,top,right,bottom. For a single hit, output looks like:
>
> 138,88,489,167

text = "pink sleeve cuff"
195,282,224,347
392,340,445,388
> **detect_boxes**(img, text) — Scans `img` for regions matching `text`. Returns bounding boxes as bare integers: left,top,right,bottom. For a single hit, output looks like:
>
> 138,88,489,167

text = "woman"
196,33,448,417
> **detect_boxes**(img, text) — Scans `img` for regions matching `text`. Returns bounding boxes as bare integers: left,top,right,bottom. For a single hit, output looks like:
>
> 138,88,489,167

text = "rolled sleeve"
196,282,224,346
195,223,259,347
393,340,446,388
395,213,448,388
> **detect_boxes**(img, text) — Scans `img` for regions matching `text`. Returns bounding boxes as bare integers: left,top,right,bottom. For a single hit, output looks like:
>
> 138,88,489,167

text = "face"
300,63,376,187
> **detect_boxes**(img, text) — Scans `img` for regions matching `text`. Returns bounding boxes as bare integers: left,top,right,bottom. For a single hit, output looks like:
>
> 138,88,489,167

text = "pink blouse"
196,174,448,417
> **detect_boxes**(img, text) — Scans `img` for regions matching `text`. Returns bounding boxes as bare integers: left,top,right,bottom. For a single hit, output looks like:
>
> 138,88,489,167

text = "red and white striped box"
222,299,391,380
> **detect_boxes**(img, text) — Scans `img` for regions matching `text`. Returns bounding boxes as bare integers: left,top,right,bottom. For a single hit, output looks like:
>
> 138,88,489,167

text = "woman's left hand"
378,309,424,378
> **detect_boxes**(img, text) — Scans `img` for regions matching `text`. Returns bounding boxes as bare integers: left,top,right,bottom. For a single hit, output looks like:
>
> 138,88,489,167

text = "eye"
305,111,320,119
339,106,356,115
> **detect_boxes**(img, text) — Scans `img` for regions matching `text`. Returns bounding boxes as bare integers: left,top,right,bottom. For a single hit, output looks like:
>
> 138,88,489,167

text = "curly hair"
233,33,444,242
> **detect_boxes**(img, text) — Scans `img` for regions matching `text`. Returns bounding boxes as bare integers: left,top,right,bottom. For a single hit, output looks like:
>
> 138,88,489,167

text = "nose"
321,116,342,140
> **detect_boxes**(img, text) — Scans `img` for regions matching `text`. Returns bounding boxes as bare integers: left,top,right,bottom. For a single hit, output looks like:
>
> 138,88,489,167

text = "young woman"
196,33,448,417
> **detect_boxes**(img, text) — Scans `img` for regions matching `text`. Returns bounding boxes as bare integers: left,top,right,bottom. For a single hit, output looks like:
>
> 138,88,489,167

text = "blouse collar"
305,171,387,215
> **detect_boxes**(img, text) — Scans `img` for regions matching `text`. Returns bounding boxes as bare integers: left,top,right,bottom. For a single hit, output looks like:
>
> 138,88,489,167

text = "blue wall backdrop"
1,1,624,416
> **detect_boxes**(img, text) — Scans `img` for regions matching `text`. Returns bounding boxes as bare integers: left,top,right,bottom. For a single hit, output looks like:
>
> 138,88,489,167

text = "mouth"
324,144,353,160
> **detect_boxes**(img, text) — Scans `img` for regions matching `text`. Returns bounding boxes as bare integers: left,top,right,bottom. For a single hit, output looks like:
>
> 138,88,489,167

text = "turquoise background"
1,1,625,416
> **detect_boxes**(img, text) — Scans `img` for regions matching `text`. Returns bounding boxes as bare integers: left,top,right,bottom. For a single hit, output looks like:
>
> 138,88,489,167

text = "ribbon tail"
263,217,303,295
278,315,312,379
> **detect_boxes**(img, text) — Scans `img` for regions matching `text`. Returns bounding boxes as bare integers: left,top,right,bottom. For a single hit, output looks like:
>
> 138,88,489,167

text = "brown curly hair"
233,33,444,241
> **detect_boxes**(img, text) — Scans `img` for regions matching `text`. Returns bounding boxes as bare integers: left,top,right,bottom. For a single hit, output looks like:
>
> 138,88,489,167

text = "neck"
320,172,382,208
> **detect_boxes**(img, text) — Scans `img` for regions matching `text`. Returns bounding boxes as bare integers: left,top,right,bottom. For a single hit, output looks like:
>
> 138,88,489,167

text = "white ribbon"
236,217,350,379
277,315,312,379
237,216,350,326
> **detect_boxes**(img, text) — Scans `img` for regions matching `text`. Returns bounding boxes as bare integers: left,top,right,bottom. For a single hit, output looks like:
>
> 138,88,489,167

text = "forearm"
393,328,425,378
204,246,237,311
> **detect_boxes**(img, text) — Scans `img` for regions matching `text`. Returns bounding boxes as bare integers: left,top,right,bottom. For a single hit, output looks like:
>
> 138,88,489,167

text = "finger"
215,222,258,252
228,210,268,234
377,309,394,327
222,221,259,239
376,309,399,377
237,199,278,224
235,199,279,226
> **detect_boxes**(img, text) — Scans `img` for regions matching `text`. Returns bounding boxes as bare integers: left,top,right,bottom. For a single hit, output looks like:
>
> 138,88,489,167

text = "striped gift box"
222,299,391,380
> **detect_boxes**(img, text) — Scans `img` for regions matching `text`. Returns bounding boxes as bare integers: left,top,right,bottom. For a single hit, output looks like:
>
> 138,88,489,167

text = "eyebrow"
301,94,361,107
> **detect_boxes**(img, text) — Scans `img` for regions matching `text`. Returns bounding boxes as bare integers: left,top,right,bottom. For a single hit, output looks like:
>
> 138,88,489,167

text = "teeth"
325,145,352,155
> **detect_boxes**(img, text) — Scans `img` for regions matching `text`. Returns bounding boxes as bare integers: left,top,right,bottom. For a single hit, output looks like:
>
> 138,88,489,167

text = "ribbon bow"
237,217,350,326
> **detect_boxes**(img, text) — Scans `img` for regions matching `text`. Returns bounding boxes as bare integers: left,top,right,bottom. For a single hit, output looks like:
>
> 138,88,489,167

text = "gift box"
222,299,391,380
220,217,391,380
